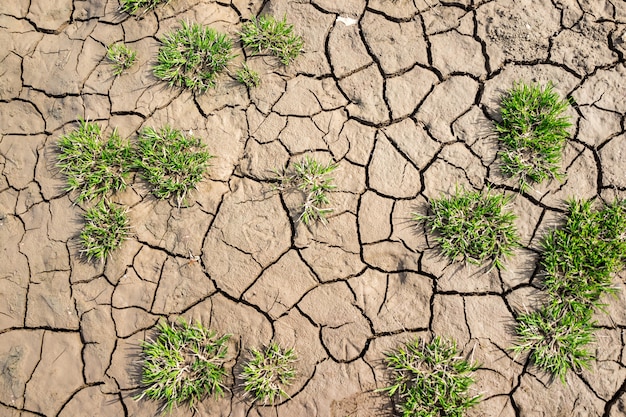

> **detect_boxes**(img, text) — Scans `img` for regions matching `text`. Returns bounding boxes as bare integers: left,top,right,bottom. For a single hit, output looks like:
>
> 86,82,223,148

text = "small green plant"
240,15,304,65
80,199,130,261
512,199,626,382
136,320,231,413
154,21,235,92
57,119,133,203
512,302,594,383
413,187,520,270
240,343,297,405
275,156,338,225
119,0,170,16
106,43,137,76
135,126,213,207
495,81,572,191
380,336,481,417
235,63,260,88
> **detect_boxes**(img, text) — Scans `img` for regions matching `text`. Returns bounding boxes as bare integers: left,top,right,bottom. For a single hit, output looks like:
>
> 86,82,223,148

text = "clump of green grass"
106,43,137,76
512,199,626,382
240,343,297,405
240,15,304,65
135,126,213,207
380,336,481,417
57,119,133,203
413,187,520,270
495,81,572,192
235,63,260,88
136,320,231,413
80,199,130,261
512,302,595,383
275,156,338,225
119,0,170,16
154,21,235,92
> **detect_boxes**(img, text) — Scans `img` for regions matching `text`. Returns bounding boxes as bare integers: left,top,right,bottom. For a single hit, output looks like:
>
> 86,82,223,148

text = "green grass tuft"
512,198,626,382
380,336,481,417
413,187,520,270
240,15,304,65
106,43,137,76
80,199,130,261
240,342,297,405
119,0,170,16
154,21,235,92
235,63,261,88
135,126,213,207
275,156,338,225
136,320,231,414
57,119,133,203
495,82,572,191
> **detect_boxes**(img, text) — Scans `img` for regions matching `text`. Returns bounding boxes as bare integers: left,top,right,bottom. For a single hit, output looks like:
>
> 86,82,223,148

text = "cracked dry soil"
1,0,626,416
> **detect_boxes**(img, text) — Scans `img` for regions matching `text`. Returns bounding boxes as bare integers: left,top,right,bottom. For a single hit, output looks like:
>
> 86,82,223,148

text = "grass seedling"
106,43,137,76
240,15,304,65
541,199,626,308
154,21,235,92
495,82,572,192
380,336,481,417
80,199,130,261
119,0,170,16
136,319,231,414
235,63,260,88
413,187,520,270
512,198,626,382
275,156,338,225
135,126,213,207
240,343,297,405
57,119,133,203
512,302,595,383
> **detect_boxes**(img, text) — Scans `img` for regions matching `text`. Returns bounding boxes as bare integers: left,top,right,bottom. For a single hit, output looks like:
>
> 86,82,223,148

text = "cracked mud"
1,0,626,416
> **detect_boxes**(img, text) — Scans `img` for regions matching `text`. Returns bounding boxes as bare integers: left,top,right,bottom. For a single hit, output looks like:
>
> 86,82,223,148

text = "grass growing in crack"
235,63,260,88
512,199,626,382
80,199,130,261
495,81,572,192
240,15,304,65
380,336,481,417
154,21,235,92
512,302,595,383
136,320,231,414
413,187,520,270
135,126,213,207
106,43,137,76
240,342,297,405
119,0,170,16
275,156,338,225
57,119,133,203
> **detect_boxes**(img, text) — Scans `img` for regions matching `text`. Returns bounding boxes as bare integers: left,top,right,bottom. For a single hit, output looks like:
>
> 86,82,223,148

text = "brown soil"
1,0,626,416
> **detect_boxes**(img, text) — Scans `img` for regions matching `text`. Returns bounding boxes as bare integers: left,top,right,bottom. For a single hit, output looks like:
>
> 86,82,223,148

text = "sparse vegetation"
106,43,137,76
80,199,130,261
240,15,304,65
136,320,231,413
413,187,520,270
154,21,235,92
119,0,170,16
380,336,481,417
235,63,261,88
275,156,338,225
135,126,213,207
512,199,626,382
57,119,133,203
240,343,297,405
495,81,572,191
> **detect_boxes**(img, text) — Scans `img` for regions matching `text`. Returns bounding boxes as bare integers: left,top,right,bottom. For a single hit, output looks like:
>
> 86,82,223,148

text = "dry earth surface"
1,0,626,416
